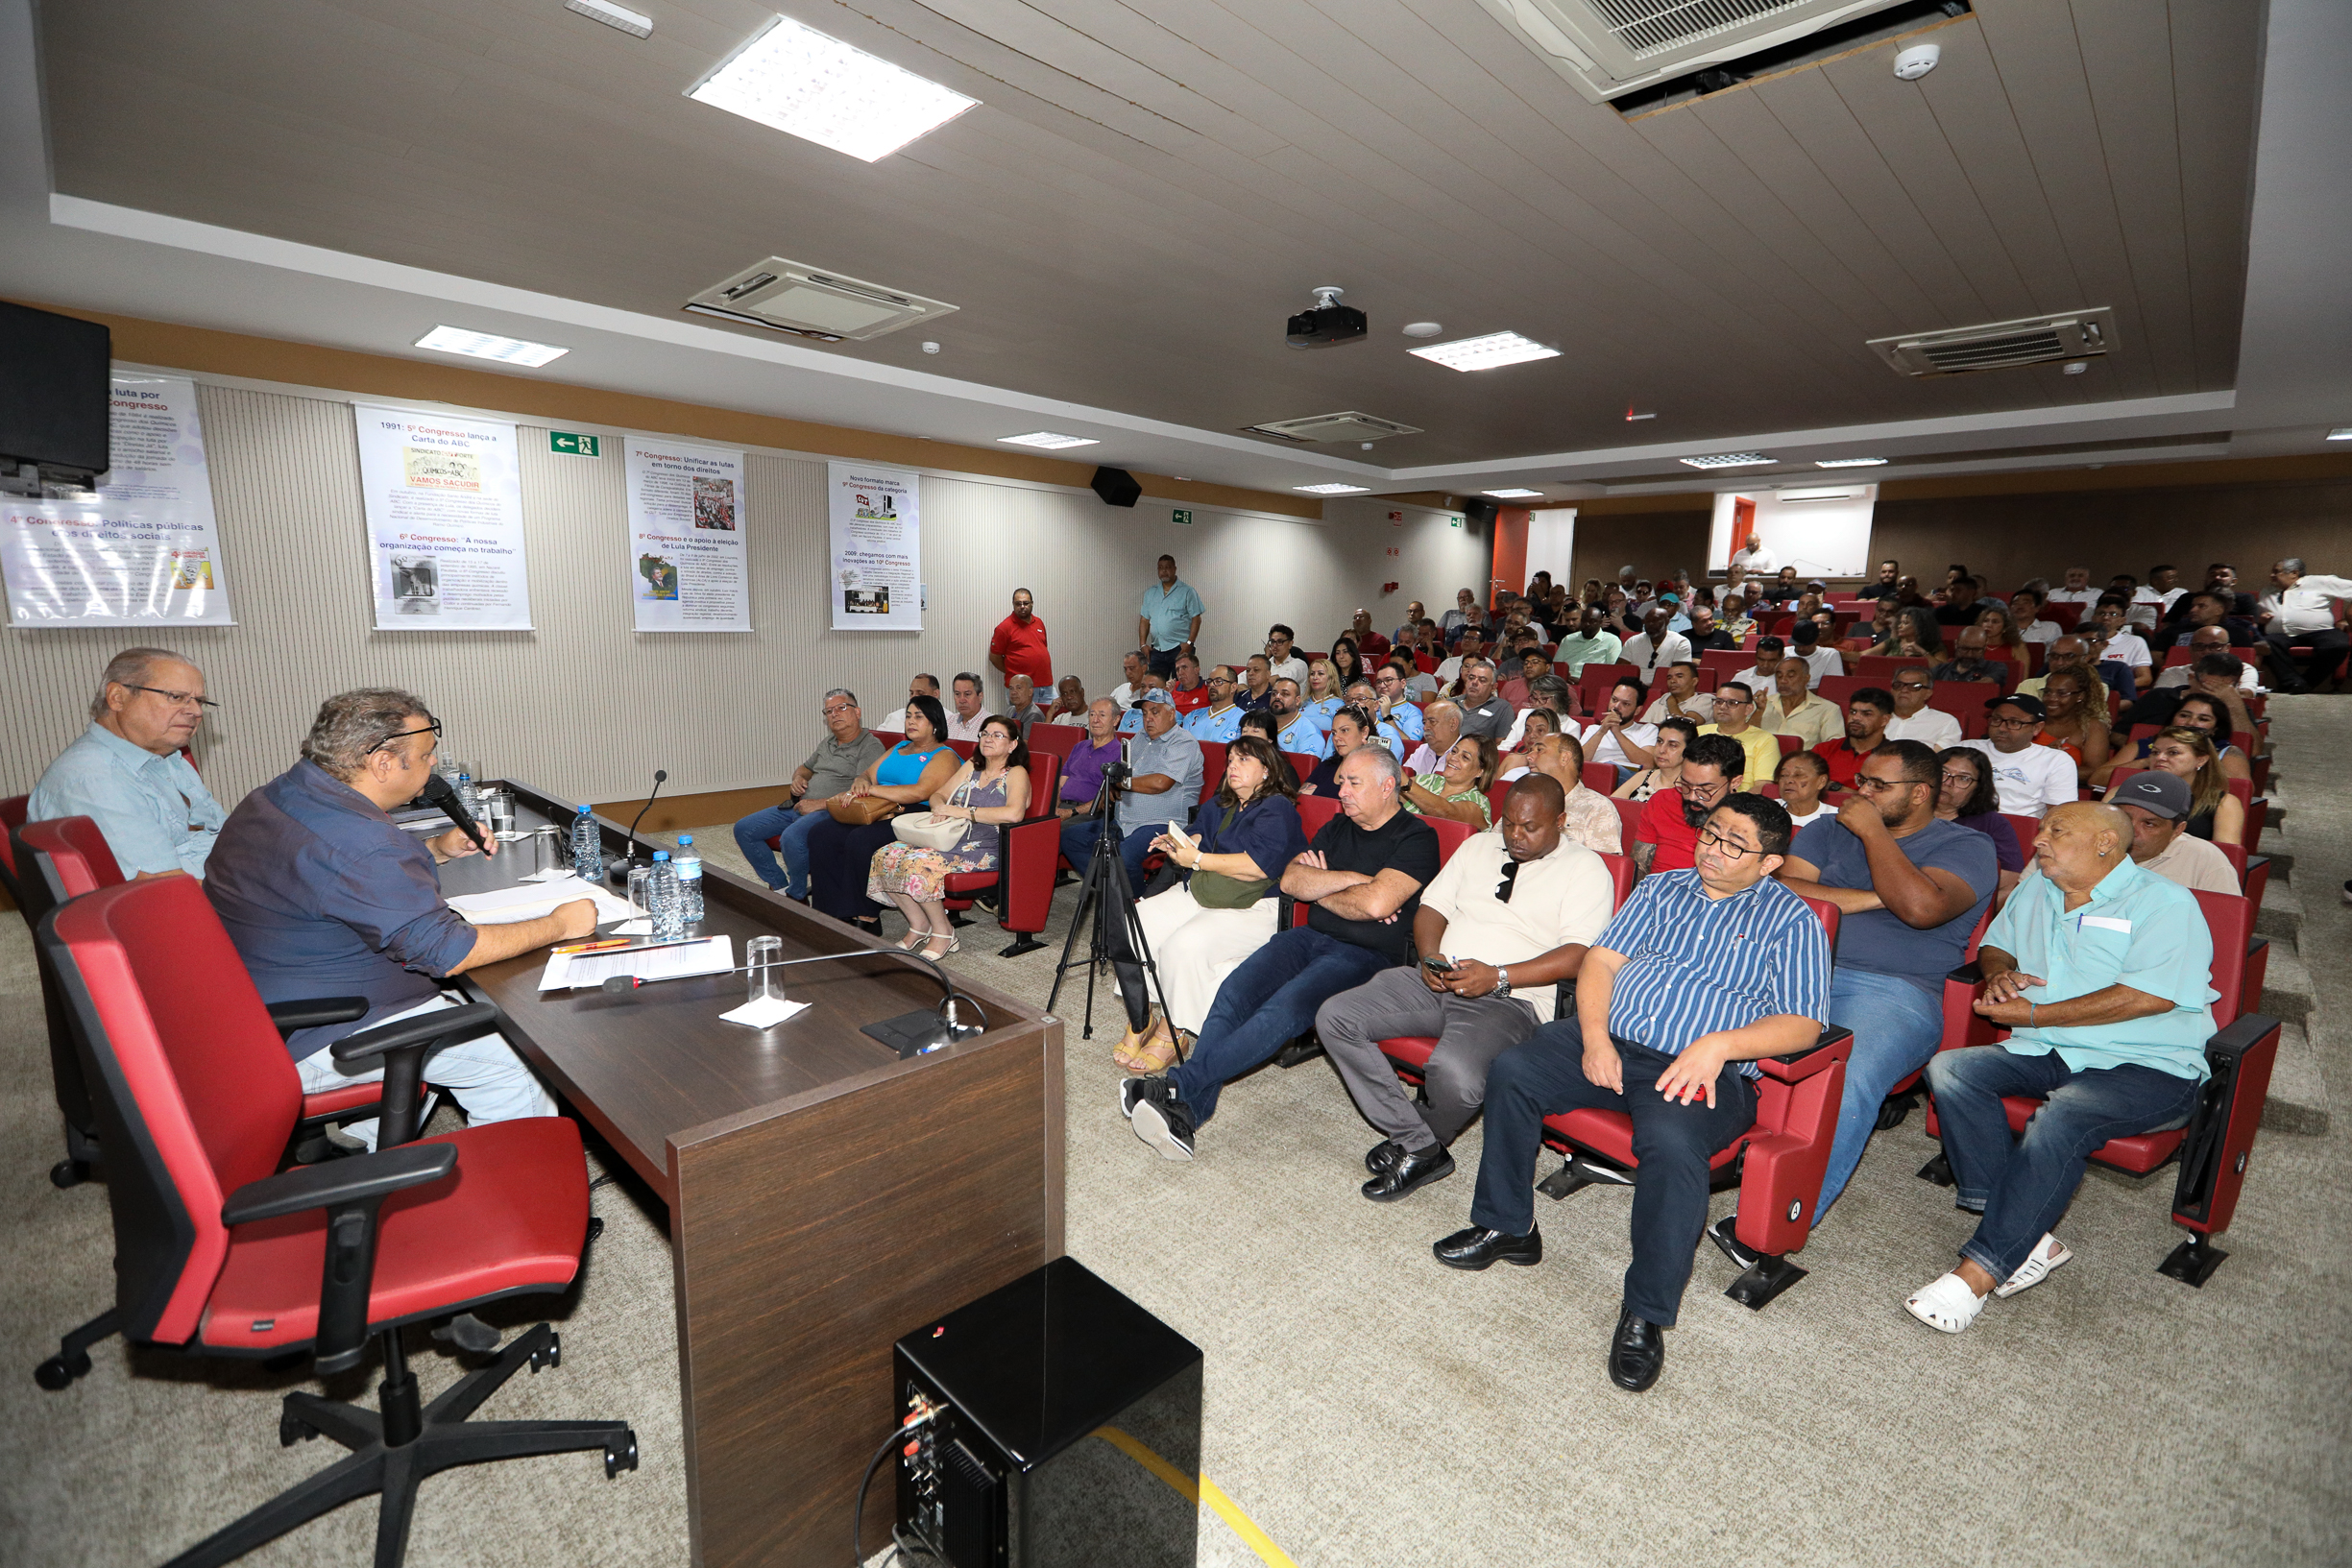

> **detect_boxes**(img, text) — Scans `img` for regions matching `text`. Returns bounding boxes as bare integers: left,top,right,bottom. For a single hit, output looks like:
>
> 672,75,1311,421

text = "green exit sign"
549,431,601,457
1172,508,1193,525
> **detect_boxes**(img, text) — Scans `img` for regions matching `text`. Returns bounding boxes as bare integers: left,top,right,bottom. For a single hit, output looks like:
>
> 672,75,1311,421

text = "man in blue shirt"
30,648,226,878
1181,667,1244,743
1434,792,1830,1393
1269,679,1331,760
206,688,595,1148
1905,802,2216,1335
1137,553,1205,679
1772,740,1997,1217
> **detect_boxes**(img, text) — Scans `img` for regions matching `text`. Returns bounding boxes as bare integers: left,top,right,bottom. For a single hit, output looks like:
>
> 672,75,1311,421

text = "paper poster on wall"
0,373,236,627
827,462,922,631
626,438,748,633
354,407,531,630
1708,485,1878,579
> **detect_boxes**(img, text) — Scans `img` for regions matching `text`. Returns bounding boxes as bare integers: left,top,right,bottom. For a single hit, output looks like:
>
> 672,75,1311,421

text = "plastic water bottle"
455,772,480,817
570,804,601,882
674,834,704,924
648,850,685,940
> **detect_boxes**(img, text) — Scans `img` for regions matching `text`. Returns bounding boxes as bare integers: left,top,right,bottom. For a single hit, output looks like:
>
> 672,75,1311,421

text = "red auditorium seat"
1024,724,1081,760
1581,762,1617,796
942,754,1062,957
1610,797,1643,856
1917,887,2280,1285
2001,813,2042,865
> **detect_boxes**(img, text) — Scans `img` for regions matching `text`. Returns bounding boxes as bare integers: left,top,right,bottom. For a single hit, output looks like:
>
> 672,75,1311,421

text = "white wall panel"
0,375,1489,810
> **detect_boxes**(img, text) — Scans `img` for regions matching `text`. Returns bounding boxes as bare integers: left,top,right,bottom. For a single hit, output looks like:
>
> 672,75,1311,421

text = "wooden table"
438,784,1064,1567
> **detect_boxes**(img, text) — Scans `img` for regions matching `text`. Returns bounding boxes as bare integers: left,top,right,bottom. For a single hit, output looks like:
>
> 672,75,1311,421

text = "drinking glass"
747,937,783,1003
627,865,654,921
485,791,516,837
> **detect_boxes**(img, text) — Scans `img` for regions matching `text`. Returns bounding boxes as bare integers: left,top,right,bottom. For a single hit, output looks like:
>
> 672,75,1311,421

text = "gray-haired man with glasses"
31,647,227,878
732,688,885,898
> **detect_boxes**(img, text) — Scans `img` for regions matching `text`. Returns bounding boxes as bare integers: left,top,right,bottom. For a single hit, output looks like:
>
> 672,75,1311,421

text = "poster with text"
626,439,748,632
827,462,921,630
355,407,531,630
0,373,236,627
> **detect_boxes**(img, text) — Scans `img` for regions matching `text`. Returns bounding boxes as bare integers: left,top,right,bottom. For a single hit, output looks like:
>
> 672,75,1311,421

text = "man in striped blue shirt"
1434,792,1831,1393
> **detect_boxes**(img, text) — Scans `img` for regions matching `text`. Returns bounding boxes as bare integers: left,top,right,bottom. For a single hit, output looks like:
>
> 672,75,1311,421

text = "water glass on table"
627,865,654,921
747,936,783,1003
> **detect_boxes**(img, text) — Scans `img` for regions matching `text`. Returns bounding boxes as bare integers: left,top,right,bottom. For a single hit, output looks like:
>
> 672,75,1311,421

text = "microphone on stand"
612,769,668,884
417,772,488,855
595,946,985,1057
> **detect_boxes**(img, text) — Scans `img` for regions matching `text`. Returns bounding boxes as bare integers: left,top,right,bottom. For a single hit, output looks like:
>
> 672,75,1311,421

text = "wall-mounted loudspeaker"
1090,466,1142,508
1461,496,1498,527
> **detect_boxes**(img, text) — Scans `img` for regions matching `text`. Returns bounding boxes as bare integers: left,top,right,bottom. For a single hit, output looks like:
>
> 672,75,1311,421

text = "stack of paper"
540,935,734,992
447,876,637,927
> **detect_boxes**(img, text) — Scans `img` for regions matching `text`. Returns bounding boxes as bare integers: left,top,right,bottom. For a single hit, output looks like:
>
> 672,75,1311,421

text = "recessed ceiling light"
2328,427,2352,441
1295,483,1371,495
1678,452,1774,469
1408,331,1560,372
689,14,978,163
564,0,651,38
1815,457,1888,468
1484,488,1544,498
1401,322,1444,338
413,326,569,367
998,431,1098,449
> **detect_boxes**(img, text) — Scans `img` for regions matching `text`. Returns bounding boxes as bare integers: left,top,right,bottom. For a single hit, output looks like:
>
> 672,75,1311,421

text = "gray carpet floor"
6,704,2349,1566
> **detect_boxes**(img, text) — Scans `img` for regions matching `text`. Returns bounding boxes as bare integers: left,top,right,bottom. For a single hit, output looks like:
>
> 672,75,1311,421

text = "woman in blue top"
1111,736,1306,1073
806,694,959,932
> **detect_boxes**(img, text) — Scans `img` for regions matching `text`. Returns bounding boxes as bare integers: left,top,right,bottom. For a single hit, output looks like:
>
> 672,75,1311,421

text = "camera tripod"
1045,767,1174,1043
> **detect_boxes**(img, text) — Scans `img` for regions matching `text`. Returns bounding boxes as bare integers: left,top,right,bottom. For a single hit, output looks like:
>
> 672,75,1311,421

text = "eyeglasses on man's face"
124,685,218,712
821,701,857,719
1696,828,1762,859
1677,776,1728,799
1850,773,1915,795
367,718,444,756
1987,714,2037,731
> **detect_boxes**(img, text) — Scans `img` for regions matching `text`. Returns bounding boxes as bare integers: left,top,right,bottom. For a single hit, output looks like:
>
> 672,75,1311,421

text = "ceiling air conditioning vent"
1245,411,1424,445
686,257,957,342
1473,0,1917,103
1869,308,2116,376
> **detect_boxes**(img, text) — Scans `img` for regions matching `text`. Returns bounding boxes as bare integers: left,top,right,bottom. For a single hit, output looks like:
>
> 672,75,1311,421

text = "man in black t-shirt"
1126,747,1440,1160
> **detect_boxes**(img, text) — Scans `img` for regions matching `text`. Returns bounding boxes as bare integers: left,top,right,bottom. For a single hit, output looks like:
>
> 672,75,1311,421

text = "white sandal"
1904,1271,1990,1334
1993,1234,2073,1298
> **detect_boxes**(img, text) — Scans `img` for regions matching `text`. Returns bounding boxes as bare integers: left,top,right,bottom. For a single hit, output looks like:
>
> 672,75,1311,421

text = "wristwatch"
1491,969,1513,1000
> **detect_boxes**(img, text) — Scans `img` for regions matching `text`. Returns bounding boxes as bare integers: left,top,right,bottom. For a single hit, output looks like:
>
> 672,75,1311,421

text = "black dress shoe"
1364,1139,1404,1174
1609,1308,1665,1392
1361,1145,1454,1202
1432,1224,1541,1270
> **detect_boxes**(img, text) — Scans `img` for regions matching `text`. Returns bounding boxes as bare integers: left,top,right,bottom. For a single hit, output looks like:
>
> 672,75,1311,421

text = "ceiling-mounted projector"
1287,285,1367,349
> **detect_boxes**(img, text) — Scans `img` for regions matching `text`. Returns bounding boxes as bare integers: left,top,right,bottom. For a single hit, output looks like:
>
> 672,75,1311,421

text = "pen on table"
552,938,633,955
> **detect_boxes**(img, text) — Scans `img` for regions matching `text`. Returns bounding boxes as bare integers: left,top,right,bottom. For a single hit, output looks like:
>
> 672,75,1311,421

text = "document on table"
447,875,636,926
541,935,733,992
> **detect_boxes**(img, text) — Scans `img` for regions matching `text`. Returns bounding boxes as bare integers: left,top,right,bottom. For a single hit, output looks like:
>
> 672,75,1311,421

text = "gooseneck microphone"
614,769,668,882
596,946,985,1055
418,771,487,854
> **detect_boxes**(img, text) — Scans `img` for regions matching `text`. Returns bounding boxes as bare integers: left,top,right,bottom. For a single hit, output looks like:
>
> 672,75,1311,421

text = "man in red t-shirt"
1810,688,1893,788
1633,735,1744,876
1166,650,1211,713
1349,607,1392,663
989,588,1053,692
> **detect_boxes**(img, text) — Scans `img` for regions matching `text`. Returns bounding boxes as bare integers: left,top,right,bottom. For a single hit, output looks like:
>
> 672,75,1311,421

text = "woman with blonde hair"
1300,658,1344,732
867,714,1031,957
1404,734,1498,827
2108,727,2243,847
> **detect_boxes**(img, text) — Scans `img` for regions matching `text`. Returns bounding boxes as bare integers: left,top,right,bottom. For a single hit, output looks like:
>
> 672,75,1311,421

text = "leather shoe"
1364,1138,1404,1174
1432,1224,1541,1270
1608,1308,1665,1391
1361,1145,1454,1202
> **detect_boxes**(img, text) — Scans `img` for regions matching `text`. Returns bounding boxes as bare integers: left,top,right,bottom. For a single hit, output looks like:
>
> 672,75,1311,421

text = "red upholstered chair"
1816,675,1871,709
2047,602,2084,632
1297,795,1343,842
2000,813,2041,865
1281,750,1321,786
1610,796,1644,858
1928,681,2000,732
1917,888,2280,1284
1698,650,1749,685
1775,735,1802,756
1528,894,1853,1309
2105,763,2262,854
1024,724,1081,760
0,792,28,904
38,877,636,1562
942,754,1062,956
874,730,905,748
1581,761,1617,796
1485,780,1514,821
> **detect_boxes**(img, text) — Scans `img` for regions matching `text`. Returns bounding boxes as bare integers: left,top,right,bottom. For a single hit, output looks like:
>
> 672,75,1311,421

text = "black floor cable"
853,1411,931,1567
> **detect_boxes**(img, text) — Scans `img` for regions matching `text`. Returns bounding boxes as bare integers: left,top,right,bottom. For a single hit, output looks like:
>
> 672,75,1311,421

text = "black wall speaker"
1461,496,1498,527
1090,466,1142,508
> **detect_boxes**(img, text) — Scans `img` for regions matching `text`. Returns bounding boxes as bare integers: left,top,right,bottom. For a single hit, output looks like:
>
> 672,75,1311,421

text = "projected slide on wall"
1709,485,1878,578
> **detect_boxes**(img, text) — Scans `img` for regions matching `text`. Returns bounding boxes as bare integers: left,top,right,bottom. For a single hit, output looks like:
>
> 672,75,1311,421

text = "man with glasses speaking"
31,647,228,878
206,689,593,1148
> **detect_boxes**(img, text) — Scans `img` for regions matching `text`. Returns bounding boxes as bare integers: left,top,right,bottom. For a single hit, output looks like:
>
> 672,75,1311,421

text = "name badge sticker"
2080,915,2133,933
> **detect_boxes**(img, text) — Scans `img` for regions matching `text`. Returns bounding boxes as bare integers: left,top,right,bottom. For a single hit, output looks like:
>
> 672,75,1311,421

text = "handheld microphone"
418,772,488,854
595,946,985,1056
614,769,668,883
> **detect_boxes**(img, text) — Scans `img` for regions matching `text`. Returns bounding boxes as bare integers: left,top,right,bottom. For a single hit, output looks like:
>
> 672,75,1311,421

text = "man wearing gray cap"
2109,772,2239,894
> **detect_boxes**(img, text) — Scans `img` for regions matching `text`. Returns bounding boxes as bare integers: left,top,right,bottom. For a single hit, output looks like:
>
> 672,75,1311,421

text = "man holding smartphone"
1316,775,1615,1201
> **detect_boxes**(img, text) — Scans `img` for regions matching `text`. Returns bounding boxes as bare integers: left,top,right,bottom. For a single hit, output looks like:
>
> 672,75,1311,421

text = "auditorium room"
5,0,2349,1563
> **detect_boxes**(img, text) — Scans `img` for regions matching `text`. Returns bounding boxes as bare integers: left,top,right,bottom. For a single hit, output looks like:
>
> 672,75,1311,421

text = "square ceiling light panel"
1678,452,1775,469
690,14,979,162
1407,331,1561,372
999,431,1098,448
1295,483,1371,495
413,326,569,367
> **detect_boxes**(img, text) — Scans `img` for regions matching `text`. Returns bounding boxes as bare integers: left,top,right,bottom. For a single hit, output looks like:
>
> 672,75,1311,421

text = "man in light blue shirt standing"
1137,553,1205,679
1904,802,2217,1336
30,647,227,878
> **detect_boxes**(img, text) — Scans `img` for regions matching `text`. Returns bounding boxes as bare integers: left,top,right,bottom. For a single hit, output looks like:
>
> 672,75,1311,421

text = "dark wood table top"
435,783,1043,1201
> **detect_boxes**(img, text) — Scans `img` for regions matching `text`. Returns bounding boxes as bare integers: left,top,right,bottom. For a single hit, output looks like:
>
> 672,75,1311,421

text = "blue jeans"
1469,1024,1757,1327
734,803,828,896
1814,968,1947,1215
1169,929,1393,1125
1927,1046,2202,1281
1060,815,1159,891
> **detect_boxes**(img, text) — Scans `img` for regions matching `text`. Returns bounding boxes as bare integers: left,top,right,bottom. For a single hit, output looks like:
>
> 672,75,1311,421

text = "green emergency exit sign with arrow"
549,431,601,457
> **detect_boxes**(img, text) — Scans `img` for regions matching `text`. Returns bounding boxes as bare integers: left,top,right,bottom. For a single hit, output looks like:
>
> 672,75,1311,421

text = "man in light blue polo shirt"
1182,666,1244,743
30,647,227,878
1137,553,1205,679
1904,802,2217,1336
1269,679,1331,760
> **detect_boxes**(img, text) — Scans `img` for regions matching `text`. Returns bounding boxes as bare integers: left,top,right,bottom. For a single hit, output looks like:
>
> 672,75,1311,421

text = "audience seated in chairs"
1771,740,1998,1219
1270,678,1331,760
1318,774,1615,1202
732,687,883,898
2105,771,2240,893
1433,791,1829,1392
1882,666,1963,749
2106,727,2244,848
806,694,958,935
204,688,586,1147
1963,695,2076,818
29,645,226,879
1906,803,2220,1333
1003,673,1045,730
1123,748,1437,1162
1404,734,1499,828
1301,706,1384,795
1069,689,1203,889
1403,699,1463,777
1612,717,1694,803
1640,661,1714,725
1523,733,1623,856
1453,657,1514,742
1634,734,1744,877
868,714,1031,959
877,672,942,735
1760,658,1844,747
1697,681,1780,784
1810,688,1895,788
1183,667,1246,742
1044,674,1090,725
1579,679,1659,775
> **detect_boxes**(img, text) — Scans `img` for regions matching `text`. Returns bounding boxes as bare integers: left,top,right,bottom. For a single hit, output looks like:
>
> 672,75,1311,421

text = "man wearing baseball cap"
1961,694,2077,817
2109,772,2239,894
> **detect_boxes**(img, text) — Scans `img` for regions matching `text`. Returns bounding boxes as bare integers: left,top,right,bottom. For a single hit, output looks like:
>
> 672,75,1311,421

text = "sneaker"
2340,880,2352,907
1127,1078,1197,1162
1117,1076,1153,1121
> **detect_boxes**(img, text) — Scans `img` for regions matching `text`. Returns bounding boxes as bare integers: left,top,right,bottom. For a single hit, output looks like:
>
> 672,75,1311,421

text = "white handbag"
891,779,976,851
